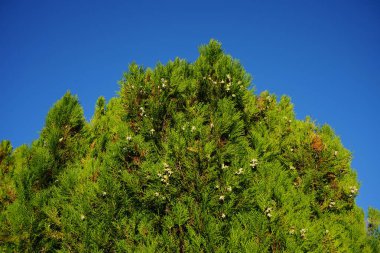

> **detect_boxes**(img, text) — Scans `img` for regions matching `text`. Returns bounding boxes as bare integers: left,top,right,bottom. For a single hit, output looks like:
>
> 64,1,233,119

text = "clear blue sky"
1,0,379,212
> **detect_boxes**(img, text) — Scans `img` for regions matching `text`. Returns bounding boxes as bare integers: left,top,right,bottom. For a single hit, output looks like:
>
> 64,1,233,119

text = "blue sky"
1,0,379,212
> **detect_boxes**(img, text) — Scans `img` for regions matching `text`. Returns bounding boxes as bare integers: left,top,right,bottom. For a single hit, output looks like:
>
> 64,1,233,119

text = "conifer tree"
0,140,15,215
0,40,379,252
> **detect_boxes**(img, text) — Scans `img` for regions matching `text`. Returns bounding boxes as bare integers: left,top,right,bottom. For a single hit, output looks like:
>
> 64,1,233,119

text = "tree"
367,207,380,251
0,40,379,252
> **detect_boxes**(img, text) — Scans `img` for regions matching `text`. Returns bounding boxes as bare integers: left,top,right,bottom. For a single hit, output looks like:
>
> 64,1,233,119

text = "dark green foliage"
0,40,379,252
368,207,380,251
0,140,15,215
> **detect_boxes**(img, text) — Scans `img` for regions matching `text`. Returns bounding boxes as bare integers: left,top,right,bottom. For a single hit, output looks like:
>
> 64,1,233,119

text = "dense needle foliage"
0,40,379,252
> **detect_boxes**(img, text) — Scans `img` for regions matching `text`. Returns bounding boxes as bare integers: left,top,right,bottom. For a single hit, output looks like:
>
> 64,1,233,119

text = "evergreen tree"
0,40,379,252
0,140,15,216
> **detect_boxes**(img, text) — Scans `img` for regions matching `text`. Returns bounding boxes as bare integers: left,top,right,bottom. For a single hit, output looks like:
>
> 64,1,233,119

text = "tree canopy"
0,40,379,252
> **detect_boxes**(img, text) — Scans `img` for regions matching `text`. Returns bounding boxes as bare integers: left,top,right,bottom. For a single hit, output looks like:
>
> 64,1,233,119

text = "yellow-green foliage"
0,40,379,252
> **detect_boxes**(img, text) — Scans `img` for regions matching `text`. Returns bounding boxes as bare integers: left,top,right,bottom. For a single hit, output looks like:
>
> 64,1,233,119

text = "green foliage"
367,207,380,251
0,40,379,252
